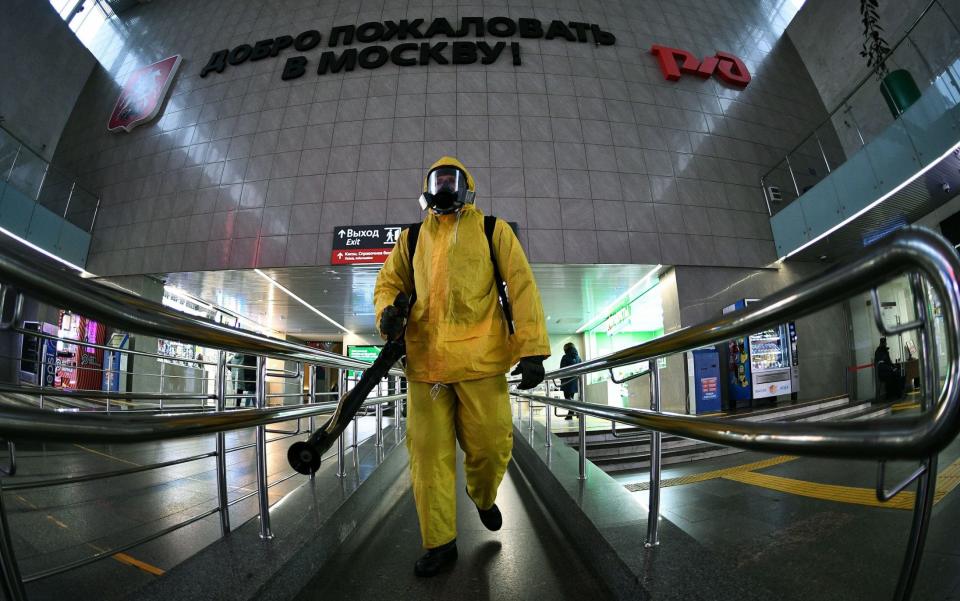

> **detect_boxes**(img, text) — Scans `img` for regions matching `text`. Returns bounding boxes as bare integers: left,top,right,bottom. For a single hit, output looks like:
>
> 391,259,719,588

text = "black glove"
379,293,409,340
511,356,545,390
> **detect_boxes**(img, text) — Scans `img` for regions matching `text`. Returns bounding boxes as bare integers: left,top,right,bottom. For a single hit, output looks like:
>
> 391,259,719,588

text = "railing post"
760,176,772,216
0,486,27,601
35,163,49,201
880,76,903,118
255,355,273,539
645,364,662,548
784,154,800,197
844,104,866,147
337,434,346,477
577,374,587,480
63,181,76,219
393,376,401,433
296,360,304,431
889,272,939,600
815,134,831,174
307,364,316,433
544,379,552,447
529,392,535,434
911,274,938,402
5,146,20,183
375,399,384,447
159,359,165,407
36,335,44,409
215,351,231,537
337,369,346,477
89,197,101,232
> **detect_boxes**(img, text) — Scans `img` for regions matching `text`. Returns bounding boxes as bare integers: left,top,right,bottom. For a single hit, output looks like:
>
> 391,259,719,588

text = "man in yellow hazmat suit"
374,156,550,577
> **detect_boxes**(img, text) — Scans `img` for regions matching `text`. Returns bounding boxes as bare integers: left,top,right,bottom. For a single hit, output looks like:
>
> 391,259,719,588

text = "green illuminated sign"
347,345,381,377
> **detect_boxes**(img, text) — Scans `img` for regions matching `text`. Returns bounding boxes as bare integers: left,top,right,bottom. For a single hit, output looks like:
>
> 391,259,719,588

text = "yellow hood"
423,156,475,193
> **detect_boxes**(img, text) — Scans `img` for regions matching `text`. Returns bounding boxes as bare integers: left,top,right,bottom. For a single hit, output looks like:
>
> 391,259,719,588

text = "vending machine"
723,299,798,408
18,322,58,387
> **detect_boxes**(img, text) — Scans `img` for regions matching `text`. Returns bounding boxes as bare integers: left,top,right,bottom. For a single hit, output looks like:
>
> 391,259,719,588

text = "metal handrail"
0,230,955,600
516,230,960,460
0,229,955,456
0,392,405,444
509,229,960,601
0,242,400,375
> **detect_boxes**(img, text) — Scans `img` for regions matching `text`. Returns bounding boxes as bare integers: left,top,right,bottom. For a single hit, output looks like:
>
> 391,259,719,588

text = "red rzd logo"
649,45,751,88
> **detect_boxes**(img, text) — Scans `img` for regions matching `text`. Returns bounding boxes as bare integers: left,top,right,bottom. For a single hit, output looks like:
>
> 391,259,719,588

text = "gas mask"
419,166,475,214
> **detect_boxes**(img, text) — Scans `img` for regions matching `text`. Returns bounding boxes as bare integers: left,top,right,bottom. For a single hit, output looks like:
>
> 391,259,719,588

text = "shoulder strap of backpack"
406,223,422,309
485,215,515,335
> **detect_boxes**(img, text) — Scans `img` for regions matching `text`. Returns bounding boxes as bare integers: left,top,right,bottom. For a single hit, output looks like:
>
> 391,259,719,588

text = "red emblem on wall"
107,55,182,132
649,45,751,87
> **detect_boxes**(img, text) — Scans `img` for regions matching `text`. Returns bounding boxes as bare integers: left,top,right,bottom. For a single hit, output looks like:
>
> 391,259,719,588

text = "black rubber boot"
414,539,458,577
477,503,502,531
466,487,502,531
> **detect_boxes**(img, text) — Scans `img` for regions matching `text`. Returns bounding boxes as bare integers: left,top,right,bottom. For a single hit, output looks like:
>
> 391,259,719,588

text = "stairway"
558,397,892,474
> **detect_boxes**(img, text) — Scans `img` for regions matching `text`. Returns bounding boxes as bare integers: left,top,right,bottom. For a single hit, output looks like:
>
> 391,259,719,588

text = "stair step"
844,403,893,421
793,401,876,422
734,396,850,422
564,396,893,474
576,436,710,459
595,445,744,473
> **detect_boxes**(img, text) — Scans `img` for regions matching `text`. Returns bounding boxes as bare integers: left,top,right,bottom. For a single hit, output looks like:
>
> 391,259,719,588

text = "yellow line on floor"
14,495,37,510
934,457,960,503
13,489,165,577
45,515,69,530
721,470,917,509
624,455,798,492
891,402,921,412
719,457,960,510
110,552,166,576
73,444,141,467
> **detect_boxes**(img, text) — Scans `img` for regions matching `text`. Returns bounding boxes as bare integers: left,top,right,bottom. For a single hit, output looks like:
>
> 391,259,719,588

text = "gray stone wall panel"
53,0,828,274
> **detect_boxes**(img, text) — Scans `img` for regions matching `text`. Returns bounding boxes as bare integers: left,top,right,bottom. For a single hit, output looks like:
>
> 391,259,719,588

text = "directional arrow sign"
331,224,411,265
330,221,519,265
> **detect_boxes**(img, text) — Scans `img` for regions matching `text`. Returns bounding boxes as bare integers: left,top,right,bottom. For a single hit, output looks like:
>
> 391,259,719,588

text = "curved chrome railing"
0,241,411,601
522,229,960,460
0,241,399,374
508,228,959,601
0,228,955,601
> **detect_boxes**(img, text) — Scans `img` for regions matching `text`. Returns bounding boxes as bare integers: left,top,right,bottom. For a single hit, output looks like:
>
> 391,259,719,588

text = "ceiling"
789,147,960,262
161,263,660,340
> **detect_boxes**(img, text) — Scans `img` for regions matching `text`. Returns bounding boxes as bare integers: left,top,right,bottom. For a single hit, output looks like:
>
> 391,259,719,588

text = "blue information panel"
692,348,721,413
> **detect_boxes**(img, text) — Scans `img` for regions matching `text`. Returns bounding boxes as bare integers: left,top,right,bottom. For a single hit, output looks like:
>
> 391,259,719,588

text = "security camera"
943,182,952,194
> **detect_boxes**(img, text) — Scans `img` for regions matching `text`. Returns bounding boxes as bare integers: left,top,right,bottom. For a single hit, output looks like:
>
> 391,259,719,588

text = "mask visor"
427,167,467,196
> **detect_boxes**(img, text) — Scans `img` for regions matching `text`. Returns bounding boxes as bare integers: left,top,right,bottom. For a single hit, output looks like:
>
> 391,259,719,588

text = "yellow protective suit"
373,156,550,549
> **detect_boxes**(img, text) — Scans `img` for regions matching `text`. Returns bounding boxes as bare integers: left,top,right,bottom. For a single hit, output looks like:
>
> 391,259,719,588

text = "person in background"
560,342,582,420
229,353,258,407
874,337,903,401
